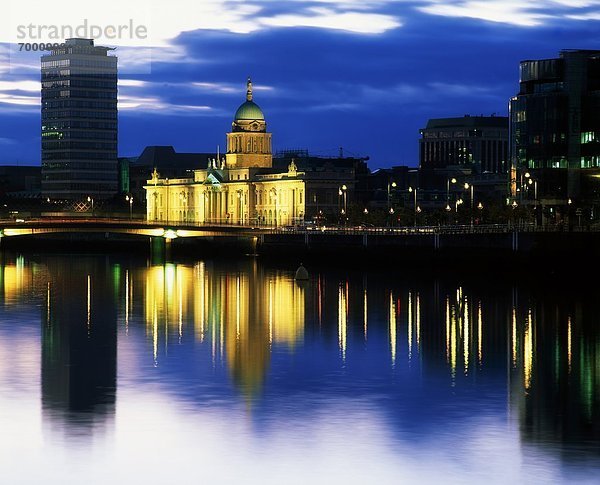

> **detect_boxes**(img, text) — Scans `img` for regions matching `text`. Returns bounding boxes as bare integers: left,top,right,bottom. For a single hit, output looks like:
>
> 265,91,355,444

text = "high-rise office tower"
41,38,118,200
510,50,600,199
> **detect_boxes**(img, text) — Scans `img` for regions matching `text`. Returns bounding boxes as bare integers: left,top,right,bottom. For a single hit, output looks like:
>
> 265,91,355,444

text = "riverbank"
2,228,598,275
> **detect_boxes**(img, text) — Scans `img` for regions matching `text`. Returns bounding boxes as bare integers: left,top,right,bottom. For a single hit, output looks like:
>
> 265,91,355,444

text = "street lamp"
125,195,133,220
455,198,463,212
87,196,94,217
387,181,397,214
409,186,418,227
447,177,457,203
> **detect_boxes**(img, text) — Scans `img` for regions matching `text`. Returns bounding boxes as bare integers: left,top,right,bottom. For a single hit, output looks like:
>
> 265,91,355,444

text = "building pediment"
204,172,223,185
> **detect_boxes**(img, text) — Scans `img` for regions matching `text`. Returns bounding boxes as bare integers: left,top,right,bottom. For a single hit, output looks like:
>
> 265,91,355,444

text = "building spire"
246,77,253,102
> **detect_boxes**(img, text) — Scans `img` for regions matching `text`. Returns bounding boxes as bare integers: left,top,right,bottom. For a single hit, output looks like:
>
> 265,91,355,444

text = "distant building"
0,166,41,198
420,115,509,173
41,38,118,200
273,149,370,205
510,49,600,200
418,116,509,205
145,79,356,226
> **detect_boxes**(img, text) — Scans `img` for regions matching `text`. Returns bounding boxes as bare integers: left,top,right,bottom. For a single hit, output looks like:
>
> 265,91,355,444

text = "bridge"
1,218,599,269
0,218,271,239
1,217,596,237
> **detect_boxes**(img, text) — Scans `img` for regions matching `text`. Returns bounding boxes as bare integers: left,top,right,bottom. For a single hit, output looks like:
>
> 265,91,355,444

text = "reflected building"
509,295,600,462
142,261,305,399
41,258,117,435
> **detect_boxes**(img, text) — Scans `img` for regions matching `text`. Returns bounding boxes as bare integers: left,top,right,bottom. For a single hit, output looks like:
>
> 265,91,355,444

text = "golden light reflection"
464,296,469,375
125,269,130,335
512,307,517,368
450,301,456,382
193,262,206,342
389,291,396,368
568,316,572,373
178,269,183,342
46,281,51,326
143,263,305,397
363,288,368,341
408,291,413,361
2,259,33,301
446,296,450,364
524,309,533,391
477,301,482,366
445,288,480,381
318,275,323,328
87,275,91,335
268,280,273,345
416,292,421,352
338,282,347,362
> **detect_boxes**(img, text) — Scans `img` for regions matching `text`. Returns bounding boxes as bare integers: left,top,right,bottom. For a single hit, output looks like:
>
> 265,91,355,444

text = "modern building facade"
419,116,509,173
145,79,355,226
41,38,118,200
510,49,600,199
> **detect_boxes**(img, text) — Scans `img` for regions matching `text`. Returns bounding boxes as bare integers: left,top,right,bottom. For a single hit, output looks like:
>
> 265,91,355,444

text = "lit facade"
146,79,353,226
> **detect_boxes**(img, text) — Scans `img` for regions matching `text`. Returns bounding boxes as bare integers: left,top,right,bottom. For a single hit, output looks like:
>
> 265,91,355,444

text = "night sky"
1,1,599,168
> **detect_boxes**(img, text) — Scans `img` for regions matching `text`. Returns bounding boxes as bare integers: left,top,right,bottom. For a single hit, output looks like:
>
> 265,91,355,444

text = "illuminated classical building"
145,78,354,225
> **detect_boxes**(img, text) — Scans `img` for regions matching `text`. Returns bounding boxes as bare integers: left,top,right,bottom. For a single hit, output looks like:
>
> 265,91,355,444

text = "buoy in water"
295,263,309,280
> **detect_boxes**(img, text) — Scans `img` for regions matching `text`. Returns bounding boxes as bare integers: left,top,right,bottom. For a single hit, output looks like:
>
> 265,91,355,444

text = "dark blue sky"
1,1,599,168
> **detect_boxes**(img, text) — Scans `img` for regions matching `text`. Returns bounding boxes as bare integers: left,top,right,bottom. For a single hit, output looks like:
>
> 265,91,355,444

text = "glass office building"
41,38,118,200
510,50,600,198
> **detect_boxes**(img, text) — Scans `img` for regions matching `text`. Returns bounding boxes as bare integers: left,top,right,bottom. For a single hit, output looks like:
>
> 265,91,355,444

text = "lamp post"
125,195,133,220
527,177,538,226
338,184,348,225
87,196,94,217
447,177,457,203
409,186,418,227
387,181,397,213
464,183,474,227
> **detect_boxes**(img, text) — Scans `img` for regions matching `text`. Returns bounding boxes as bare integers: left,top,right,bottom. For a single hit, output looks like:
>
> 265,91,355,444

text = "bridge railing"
1,217,598,236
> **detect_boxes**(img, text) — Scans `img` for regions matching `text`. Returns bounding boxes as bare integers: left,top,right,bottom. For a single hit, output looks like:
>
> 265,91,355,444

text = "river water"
0,253,598,484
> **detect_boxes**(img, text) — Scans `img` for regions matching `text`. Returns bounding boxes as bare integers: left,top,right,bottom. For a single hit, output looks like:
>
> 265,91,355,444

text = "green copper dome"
234,100,265,121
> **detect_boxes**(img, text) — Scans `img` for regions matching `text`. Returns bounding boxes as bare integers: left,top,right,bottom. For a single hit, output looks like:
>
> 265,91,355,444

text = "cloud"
118,94,215,114
0,80,40,92
3,0,402,50
416,1,600,27
259,7,402,34
0,92,39,108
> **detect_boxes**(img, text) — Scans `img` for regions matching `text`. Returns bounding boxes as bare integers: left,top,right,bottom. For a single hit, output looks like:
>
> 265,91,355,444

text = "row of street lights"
84,195,134,219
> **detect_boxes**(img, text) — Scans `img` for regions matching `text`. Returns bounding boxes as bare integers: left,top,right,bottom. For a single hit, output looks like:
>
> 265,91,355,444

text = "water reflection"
0,254,598,481
41,258,117,437
142,261,305,398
